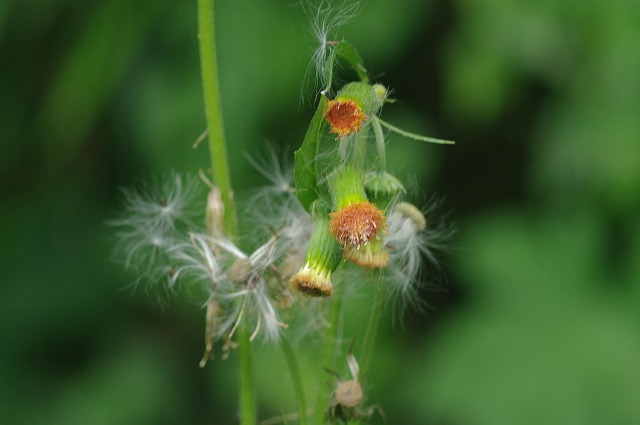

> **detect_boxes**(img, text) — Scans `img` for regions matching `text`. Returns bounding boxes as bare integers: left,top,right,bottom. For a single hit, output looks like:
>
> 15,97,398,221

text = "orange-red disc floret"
329,201,385,247
326,98,366,137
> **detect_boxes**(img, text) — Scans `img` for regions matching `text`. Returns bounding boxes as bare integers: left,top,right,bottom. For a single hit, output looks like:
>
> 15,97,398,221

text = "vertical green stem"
236,321,256,425
280,336,308,425
314,292,344,425
198,0,252,423
198,0,237,236
358,281,384,381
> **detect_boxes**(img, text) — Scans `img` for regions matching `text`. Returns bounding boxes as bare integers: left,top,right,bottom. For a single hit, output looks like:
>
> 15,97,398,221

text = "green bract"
334,82,384,119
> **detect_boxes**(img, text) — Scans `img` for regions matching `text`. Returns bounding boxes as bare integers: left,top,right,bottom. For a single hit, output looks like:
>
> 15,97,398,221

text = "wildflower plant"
112,1,453,424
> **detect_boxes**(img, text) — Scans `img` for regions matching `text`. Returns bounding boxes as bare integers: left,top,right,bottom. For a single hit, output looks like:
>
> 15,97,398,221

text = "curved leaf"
335,41,368,83
294,96,328,211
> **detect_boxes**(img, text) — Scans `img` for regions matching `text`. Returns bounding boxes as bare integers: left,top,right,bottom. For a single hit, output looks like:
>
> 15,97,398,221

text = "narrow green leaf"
376,117,455,145
335,41,369,83
295,96,328,211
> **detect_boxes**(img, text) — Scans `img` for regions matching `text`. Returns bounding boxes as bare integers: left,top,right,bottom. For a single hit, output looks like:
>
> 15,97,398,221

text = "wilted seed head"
290,262,334,297
326,98,367,137
335,380,364,408
227,258,252,283
205,187,225,238
329,201,385,248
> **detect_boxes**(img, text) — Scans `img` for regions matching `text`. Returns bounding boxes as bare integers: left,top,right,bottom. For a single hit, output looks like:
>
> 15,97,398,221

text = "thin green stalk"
236,321,256,425
371,117,386,172
314,292,344,425
358,281,384,381
280,336,308,425
198,0,237,237
198,1,253,424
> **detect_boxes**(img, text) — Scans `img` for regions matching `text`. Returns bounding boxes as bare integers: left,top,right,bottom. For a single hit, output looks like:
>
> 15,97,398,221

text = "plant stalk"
281,336,308,425
198,0,237,237
314,292,344,425
198,1,253,424
236,321,257,425
359,280,384,381
371,117,386,172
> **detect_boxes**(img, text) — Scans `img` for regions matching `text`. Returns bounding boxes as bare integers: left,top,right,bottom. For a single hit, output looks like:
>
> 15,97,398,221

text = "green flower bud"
372,84,388,105
364,171,406,210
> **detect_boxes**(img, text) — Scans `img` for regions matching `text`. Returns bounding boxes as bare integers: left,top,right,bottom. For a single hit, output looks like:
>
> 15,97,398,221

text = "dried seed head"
329,201,385,248
335,380,363,408
227,258,252,282
326,98,367,137
206,187,225,237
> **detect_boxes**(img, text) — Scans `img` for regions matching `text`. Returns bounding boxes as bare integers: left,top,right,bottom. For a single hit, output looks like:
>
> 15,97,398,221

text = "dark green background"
2,0,639,424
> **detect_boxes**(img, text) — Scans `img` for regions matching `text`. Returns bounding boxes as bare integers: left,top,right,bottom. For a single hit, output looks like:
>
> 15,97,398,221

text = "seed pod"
335,380,363,408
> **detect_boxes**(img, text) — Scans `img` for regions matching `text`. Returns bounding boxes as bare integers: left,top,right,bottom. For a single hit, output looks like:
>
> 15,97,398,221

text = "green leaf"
294,96,328,212
376,117,455,145
320,42,367,93
335,41,369,83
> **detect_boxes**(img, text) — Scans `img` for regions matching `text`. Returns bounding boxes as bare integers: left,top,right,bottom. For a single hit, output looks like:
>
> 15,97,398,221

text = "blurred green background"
2,0,640,424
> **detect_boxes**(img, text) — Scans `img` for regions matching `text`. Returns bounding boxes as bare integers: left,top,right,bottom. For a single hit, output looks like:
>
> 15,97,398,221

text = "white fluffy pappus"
168,226,307,343
301,0,361,95
239,147,314,254
110,172,204,291
383,200,453,309
111,164,317,343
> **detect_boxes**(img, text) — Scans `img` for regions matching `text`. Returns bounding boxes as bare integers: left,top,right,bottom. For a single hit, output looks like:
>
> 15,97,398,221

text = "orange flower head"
329,201,385,248
326,98,367,137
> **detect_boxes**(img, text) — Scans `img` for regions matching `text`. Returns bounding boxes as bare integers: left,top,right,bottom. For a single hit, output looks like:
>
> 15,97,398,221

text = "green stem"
198,1,252,423
371,117,386,172
237,322,257,425
198,0,237,237
280,336,308,425
314,292,344,425
358,281,384,382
